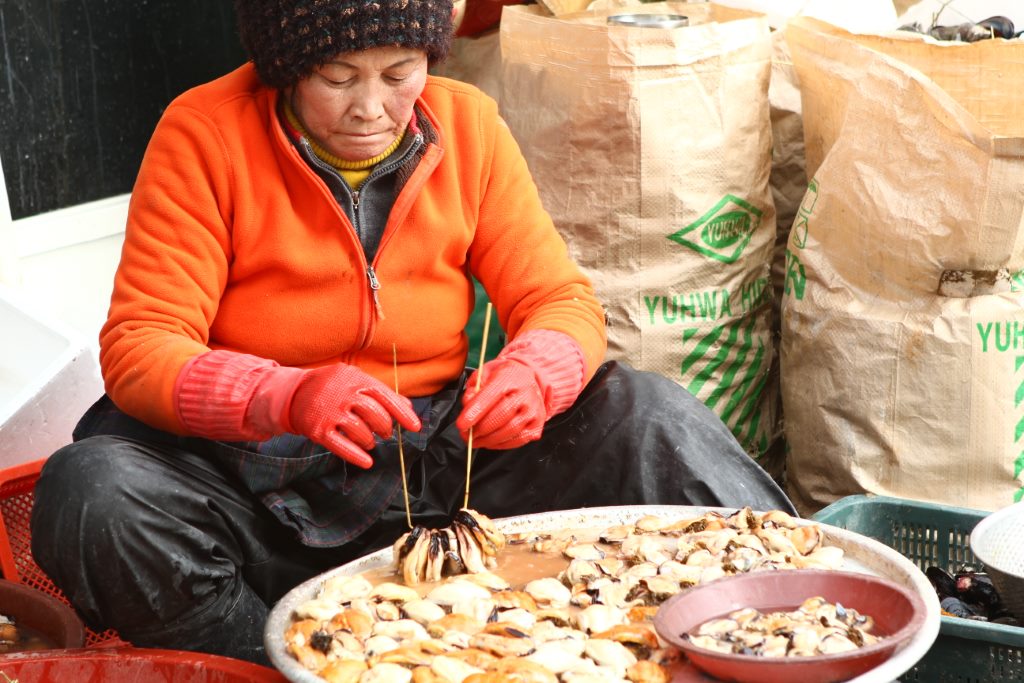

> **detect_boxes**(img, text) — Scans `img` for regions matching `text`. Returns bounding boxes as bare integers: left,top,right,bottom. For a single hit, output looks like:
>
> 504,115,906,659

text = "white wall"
0,155,126,467
12,195,128,347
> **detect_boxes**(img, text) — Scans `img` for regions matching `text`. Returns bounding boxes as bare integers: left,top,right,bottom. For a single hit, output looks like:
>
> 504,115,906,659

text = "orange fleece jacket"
100,64,607,434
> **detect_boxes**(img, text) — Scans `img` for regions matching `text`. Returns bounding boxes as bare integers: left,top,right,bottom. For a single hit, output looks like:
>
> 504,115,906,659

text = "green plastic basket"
813,495,1024,682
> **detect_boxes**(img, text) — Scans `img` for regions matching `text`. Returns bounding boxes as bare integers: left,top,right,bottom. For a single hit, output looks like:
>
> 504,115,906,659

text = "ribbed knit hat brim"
235,0,454,89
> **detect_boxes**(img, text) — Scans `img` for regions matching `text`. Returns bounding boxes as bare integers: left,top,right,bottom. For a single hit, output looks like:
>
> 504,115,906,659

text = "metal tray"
265,505,941,683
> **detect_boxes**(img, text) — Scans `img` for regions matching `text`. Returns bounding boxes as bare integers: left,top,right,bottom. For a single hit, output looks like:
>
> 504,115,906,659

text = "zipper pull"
366,266,386,319
352,190,360,211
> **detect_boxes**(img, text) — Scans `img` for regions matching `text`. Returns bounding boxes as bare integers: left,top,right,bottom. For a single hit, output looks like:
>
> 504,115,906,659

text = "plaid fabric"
73,376,463,548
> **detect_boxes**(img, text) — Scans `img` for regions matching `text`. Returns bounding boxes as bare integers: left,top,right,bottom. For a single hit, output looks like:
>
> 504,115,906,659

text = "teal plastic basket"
813,495,1024,682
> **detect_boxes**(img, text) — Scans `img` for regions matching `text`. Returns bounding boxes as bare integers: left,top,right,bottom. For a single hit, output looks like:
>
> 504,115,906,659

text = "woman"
30,0,793,665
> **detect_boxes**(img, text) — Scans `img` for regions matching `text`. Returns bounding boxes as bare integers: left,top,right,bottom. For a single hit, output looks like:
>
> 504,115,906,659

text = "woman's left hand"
457,357,547,449
456,329,587,450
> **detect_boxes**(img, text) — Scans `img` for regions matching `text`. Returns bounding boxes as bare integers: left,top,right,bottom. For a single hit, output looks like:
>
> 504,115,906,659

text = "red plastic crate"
0,458,125,648
0,647,287,682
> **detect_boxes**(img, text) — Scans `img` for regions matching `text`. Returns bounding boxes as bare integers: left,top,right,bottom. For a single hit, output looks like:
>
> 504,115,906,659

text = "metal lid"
606,13,689,28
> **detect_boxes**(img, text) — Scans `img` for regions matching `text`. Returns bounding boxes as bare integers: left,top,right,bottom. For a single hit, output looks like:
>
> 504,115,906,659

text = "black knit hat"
234,0,454,89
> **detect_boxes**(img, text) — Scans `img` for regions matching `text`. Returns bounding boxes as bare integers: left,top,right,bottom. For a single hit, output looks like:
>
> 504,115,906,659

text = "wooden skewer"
394,343,413,530
464,302,493,509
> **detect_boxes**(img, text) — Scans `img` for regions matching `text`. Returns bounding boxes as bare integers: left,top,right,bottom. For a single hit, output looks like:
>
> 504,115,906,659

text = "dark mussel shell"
428,529,442,558
396,525,427,563
977,16,1015,39
927,565,1011,622
452,509,479,531
955,571,1002,608
926,566,958,599
435,528,450,554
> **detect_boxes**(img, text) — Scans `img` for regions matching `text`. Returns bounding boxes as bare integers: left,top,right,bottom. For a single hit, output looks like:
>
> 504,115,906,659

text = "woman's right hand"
176,351,420,468
282,364,422,468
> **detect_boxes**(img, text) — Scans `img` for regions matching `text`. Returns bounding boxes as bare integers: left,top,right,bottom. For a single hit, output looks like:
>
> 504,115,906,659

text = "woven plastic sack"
500,3,779,461
781,17,1024,514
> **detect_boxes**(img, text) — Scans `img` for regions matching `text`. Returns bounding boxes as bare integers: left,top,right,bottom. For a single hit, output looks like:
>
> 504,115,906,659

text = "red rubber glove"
278,364,421,468
457,329,586,450
175,351,420,468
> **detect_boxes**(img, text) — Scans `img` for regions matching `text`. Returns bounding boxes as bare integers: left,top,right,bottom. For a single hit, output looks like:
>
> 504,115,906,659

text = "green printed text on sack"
644,278,770,325
667,195,763,264
977,321,1024,352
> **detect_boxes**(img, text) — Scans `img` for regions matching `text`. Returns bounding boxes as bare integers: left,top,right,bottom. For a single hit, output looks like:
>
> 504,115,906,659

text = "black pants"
30,362,792,664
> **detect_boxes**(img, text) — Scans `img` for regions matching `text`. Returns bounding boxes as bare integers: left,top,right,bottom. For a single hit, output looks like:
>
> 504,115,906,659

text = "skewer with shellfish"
390,304,507,586
391,509,507,585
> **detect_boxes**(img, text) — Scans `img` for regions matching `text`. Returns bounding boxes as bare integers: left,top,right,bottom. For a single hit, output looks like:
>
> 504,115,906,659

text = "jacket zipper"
298,134,424,342
345,189,387,318
365,264,385,319
350,133,424,321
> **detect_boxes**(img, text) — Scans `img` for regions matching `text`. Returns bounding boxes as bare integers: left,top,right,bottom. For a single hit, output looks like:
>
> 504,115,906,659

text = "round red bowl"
652,569,927,683
0,579,85,651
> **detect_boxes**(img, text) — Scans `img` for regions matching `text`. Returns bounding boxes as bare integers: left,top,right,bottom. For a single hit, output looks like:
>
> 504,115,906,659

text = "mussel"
392,509,506,585
903,15,1018,42
927,564,1018,624
977,15,1015,39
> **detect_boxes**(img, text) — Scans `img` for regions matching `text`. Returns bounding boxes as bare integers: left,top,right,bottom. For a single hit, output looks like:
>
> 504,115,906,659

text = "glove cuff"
250,365,306,435
174,350,282,440
499,329,586,416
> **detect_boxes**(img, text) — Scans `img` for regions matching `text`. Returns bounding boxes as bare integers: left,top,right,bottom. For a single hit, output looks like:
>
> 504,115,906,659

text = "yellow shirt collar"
284,102,404,188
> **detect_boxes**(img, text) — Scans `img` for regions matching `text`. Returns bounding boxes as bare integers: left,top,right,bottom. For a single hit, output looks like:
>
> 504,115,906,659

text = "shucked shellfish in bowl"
276,506,863,683
652,569,928,683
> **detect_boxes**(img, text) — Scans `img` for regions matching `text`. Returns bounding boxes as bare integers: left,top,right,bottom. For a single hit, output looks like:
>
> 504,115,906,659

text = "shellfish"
393,510,507,585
